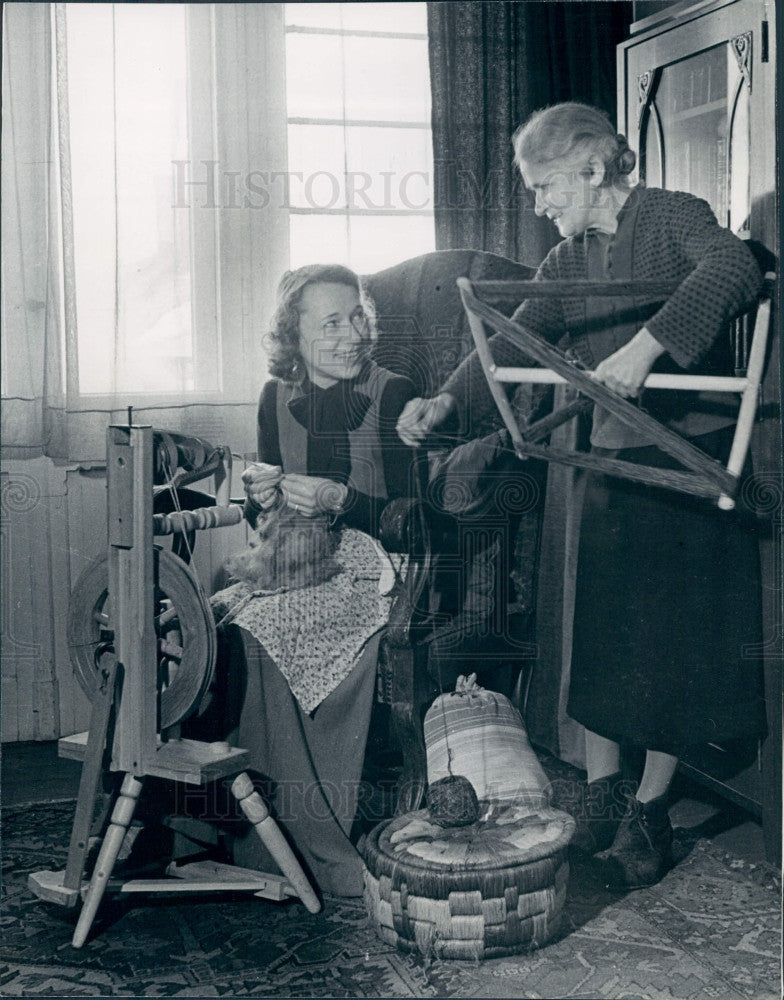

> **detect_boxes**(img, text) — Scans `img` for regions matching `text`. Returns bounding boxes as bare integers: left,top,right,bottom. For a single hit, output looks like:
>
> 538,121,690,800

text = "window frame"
284,5,434,272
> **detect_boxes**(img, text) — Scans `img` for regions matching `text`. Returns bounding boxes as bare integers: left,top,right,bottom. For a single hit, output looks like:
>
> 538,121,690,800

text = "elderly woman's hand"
396,392,456,447
592,328,666,398
280,474,349,517
242,462,283,510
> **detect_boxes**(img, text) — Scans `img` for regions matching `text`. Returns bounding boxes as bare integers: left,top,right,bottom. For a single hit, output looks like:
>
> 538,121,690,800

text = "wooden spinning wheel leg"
63,653,119,899
229,772,321,914
72,773,144,948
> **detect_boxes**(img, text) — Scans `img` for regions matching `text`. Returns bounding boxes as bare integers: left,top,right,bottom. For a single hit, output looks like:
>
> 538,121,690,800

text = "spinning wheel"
67,548,216,730
29,423,321,947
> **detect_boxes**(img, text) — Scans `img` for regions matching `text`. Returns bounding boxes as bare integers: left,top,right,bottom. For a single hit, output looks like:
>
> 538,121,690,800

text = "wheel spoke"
156,605,178,628
159,638,183,659
69,550,215,728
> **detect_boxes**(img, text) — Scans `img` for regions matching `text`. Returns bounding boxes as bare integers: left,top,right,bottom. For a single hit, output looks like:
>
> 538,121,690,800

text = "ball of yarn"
426,775,480,827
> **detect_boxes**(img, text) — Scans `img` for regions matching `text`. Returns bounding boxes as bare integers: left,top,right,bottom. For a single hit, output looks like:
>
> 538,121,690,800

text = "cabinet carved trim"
636,68,656,124
731,31,753,90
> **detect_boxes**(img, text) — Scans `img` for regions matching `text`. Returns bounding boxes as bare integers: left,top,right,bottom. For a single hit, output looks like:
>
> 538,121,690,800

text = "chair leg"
511,661,534,714
390,701,428,813
385,643,432,814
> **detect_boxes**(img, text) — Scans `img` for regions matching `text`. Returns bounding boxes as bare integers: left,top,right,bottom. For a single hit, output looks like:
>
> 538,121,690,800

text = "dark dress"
569,428,765,753
442,186,766,754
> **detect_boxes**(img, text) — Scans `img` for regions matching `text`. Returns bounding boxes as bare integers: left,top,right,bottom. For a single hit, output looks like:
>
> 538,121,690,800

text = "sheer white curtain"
1,4,58,458
2,3,289,462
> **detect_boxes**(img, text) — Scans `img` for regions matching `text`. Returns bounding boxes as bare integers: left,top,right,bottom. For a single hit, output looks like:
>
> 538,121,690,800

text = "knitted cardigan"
443,186,763,436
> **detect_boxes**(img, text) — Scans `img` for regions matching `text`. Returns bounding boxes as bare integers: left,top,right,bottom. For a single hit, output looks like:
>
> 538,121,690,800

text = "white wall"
1,456,248,742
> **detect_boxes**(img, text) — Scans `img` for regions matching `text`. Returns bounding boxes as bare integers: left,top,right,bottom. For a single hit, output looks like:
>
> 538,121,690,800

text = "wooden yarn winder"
29,422,321,949
457,273,775,508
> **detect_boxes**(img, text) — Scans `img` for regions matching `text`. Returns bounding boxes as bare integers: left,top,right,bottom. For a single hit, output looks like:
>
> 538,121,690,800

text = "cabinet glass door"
640,40,751,232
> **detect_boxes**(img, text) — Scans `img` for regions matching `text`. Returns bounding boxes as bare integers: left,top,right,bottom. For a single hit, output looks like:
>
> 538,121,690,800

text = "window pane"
345,127,433,210
288,124,433,211
641,108,662,188
344,37,430,122
287,125,348,209
655,44,731,224
286,34,430,124
114,5,197,394
284,2,434,277
64,4,116,395
290,214,350,270
285,3,427,33
348,215,435,273
728,65,750,232
285,33,345,119
291,213,436,273
339,3,427,33
285,4,343,30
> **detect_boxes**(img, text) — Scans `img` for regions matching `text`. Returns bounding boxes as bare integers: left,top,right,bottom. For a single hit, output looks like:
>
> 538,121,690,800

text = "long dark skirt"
226,626,379,897
568,428,766,755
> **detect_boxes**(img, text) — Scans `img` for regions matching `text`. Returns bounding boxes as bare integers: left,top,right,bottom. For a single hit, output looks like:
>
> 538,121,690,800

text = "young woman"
223,264,417,897
397,102,765,889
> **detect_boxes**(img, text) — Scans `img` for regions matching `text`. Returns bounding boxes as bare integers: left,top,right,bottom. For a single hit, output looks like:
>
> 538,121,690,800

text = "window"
48,3,289,412
284,3,435,273
21,3,432,411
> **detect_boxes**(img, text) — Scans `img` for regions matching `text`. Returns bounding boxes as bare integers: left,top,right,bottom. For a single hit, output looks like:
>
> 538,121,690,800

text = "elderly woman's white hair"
512,102,637,186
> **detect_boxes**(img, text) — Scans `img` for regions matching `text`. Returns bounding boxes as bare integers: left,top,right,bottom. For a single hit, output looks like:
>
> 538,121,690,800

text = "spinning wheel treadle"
67,548,216,729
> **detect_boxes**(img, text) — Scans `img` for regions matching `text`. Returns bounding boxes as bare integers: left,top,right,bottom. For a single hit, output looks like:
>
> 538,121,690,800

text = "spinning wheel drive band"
67,548,216,729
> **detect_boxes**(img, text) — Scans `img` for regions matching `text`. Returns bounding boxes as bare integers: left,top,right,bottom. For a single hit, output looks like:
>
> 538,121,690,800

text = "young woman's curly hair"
265,264,377,382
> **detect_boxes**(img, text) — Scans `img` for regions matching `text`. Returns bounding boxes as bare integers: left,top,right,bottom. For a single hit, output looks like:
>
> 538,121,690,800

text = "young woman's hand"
280,474,348,517
242,462,283,510
396,392,456,446
592,328,665,398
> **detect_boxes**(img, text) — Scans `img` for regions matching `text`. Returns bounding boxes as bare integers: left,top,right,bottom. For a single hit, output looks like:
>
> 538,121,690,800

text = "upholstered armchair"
365,249,543,810
157,249,542,818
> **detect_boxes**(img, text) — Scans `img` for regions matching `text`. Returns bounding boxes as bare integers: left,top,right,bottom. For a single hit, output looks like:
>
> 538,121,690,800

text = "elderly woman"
215,264,417,897
398,102,765,889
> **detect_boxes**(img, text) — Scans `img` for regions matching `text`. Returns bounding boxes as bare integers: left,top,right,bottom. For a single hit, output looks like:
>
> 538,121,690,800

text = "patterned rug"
1,795,780,999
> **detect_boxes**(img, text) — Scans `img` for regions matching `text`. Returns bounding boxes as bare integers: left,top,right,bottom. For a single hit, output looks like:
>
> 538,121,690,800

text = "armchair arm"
378,496,428,555
378,498,435,649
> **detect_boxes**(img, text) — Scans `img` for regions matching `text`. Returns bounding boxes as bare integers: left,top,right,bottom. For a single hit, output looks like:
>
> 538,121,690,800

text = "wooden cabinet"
619,0,776,247
618,0,780,863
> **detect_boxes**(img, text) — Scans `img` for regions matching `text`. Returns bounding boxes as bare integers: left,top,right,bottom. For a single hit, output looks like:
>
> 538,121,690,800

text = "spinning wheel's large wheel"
67,549,216,729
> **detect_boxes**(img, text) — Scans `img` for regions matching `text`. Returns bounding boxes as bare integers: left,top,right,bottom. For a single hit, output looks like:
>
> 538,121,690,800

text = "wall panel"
1,456,247,742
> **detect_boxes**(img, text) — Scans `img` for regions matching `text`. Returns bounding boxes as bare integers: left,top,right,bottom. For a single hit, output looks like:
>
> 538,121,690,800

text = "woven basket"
361,802,574,961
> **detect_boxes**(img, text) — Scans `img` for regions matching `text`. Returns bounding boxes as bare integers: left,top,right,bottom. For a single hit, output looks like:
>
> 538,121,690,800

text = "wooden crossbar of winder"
457,277,774,510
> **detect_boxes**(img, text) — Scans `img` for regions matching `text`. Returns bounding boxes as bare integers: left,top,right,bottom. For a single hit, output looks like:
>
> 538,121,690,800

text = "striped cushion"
424,676,549,807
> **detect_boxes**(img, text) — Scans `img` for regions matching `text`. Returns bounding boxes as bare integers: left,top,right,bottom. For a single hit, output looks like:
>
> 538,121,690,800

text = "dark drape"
428,0,634,265
427,1,634,764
